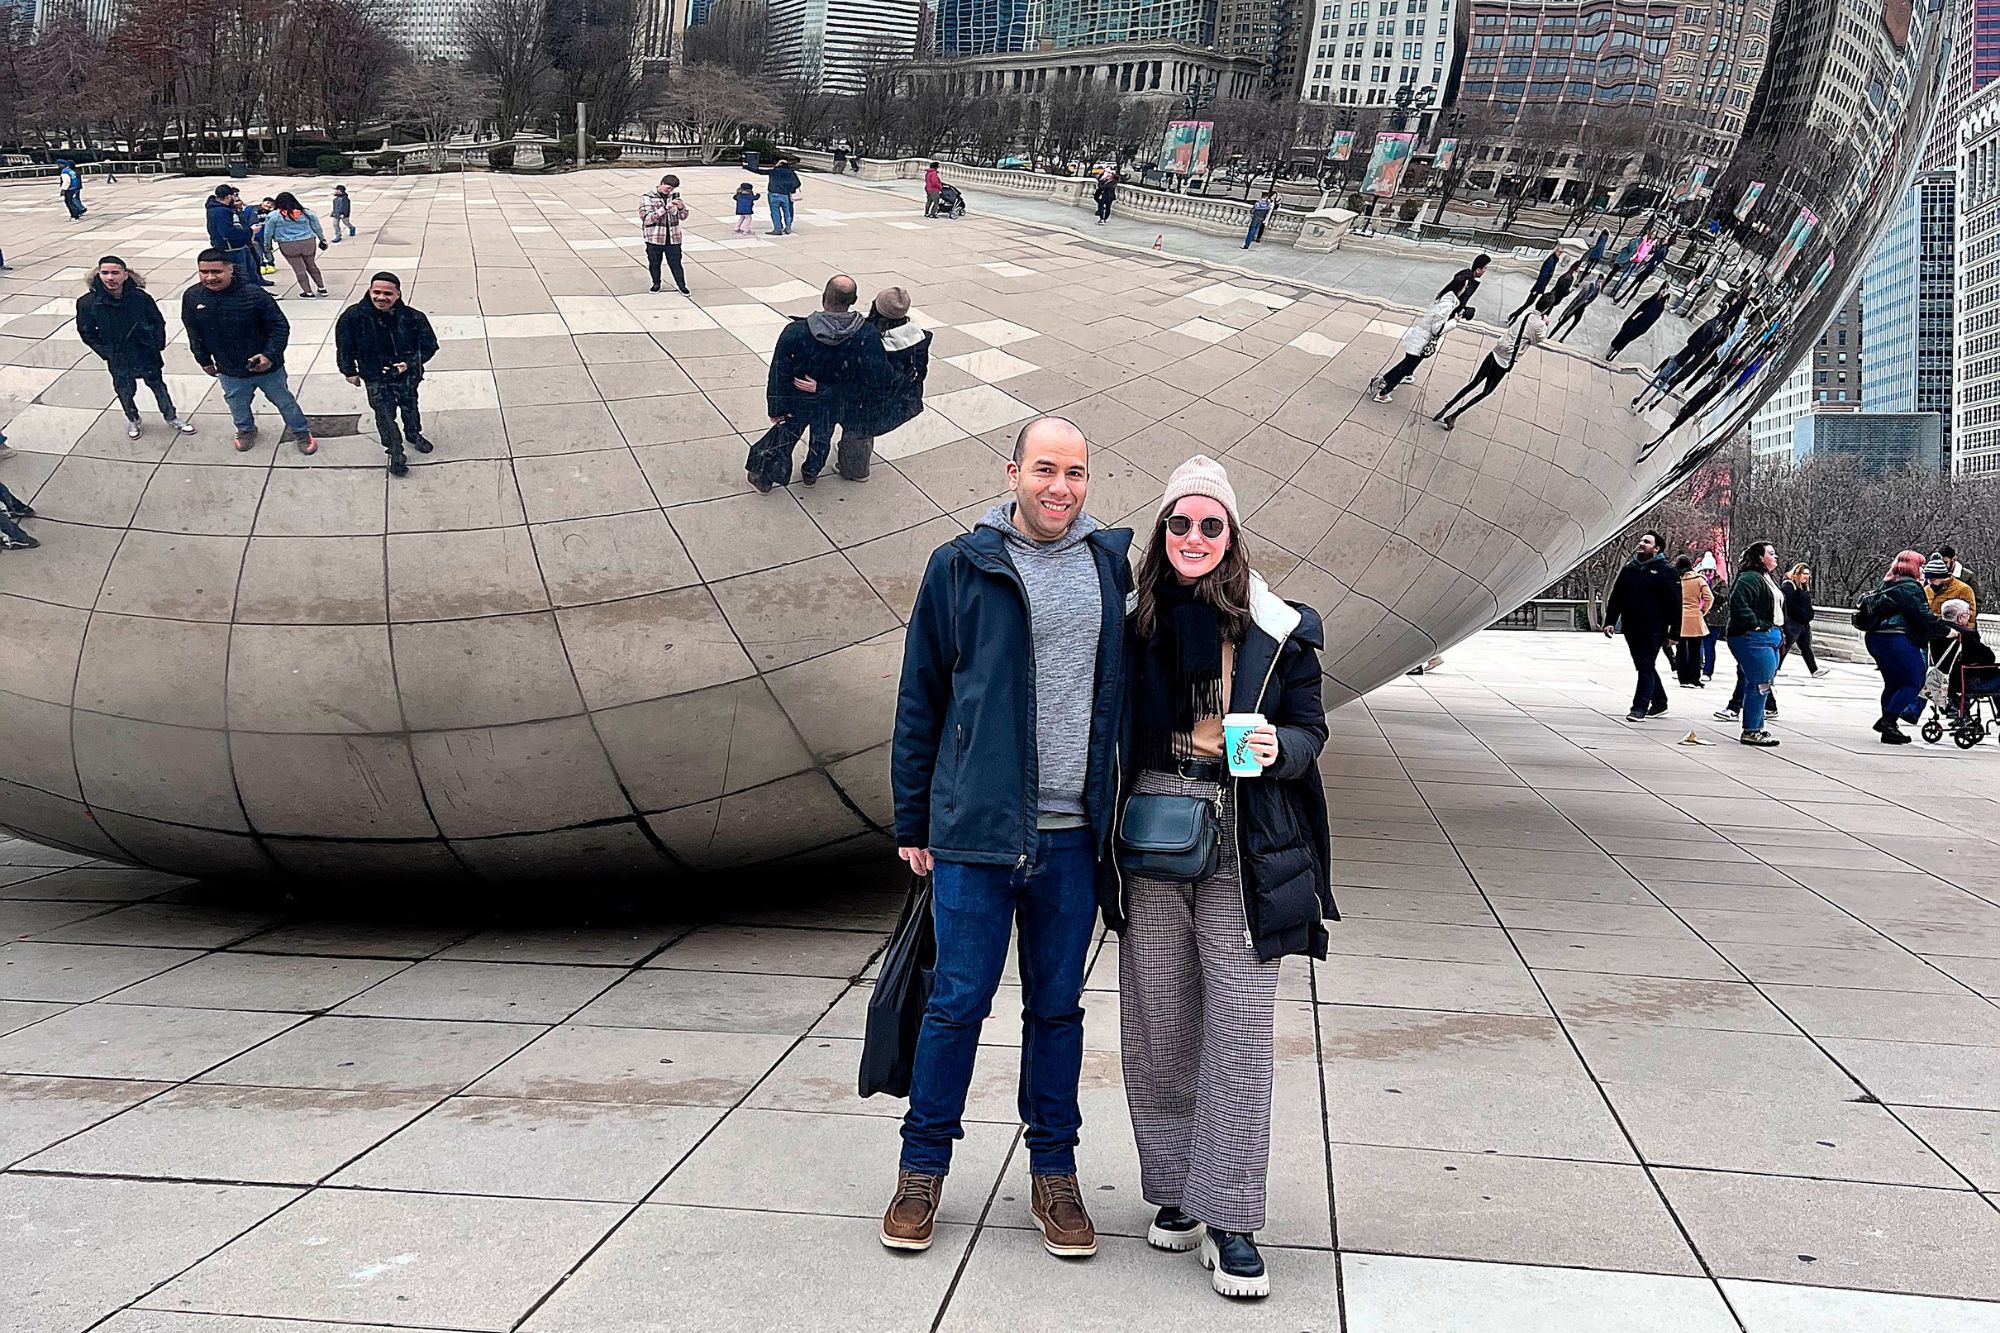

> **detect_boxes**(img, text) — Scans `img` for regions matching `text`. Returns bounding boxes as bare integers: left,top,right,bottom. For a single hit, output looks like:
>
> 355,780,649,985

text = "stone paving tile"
327,959,619,1023
152,1188,625,1331
0,940,204,1001
467,1023,792,1106
331,1095,722,1201
643,924,886,978
1339,1253,1737,1332
1655,1168,2000,1300
523,1205,976,1333
0,1072,168,1166
0,1174,297,1333
1329,1143,1701,1274
1722,1281,2000,1333
570,967,847,1034
109,952,412,1012
23,1083,436,1184
197,1015,544,1096
0,1002,300,1081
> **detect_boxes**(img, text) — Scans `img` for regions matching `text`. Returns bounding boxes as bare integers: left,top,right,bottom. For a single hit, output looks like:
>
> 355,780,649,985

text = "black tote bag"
858,875,936,1099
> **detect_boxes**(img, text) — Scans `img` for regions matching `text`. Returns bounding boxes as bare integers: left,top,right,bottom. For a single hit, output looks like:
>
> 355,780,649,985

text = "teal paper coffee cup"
1223,713,1266,778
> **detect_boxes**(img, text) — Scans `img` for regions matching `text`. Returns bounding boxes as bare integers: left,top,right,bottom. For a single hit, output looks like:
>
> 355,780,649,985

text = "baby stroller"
1918,637,2000,748
935,184,966,219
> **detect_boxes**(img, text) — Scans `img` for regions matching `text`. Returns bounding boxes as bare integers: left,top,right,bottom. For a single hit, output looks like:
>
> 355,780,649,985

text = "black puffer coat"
1104,575,1336,961
76,278,168,376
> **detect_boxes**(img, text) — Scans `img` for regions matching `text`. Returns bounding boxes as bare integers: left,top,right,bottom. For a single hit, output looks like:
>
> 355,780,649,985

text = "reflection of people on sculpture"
1372,292,1463,402
1112,454,1332,1301
748,275,890,491
1431,291,1557,432
1438,253,1488,318
1605,285,1670,359
1632,311,1731,412
883,416,1132,1262
1506,248,1563,321
1549,270,1604,341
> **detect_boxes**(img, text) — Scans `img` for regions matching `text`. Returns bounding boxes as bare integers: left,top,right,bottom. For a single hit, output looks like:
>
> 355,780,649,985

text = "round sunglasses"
1166,515,1228,539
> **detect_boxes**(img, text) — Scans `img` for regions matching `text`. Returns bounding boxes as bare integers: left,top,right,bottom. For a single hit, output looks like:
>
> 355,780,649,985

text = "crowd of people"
1603,535,1992,746
885,424,1334,1302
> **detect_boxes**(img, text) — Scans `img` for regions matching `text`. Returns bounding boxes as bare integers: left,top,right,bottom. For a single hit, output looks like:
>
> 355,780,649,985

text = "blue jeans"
901,827,1098,1178
1701,628,1719,676
768,193,794,232
218,368,310,436
0,482,29,544
1867,631,1928,722
1727,628,1781,731
230,246,268,287
1243,217,1266,247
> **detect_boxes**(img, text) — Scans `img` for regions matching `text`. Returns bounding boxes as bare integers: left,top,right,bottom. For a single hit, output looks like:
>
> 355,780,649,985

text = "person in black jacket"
830,285,931,483
748,275,889,491
882,416,1133,1260
1862,550,1950,743
1606,285,1670,359
76,256,196,442
1112,454,1329,1302
1438,253,1489,318
181,248,314,455
748,154,802,234
1777,563,1828,677
335,272,440,477
1603,530,1681,721
1507,248,1564,321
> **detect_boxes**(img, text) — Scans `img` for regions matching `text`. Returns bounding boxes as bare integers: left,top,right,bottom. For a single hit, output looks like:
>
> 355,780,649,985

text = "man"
58,159,85,219
336,271,439,477
1940,544,1974,591
1507,248,1563,321
182,248,315,455
1439,253,1488,319
1603,530,1680,721
639,174,691,294
1924,555,1978,622
1606,285,1670,360
1243,190,1276,248
923,161,945,217
205,186,270,288
884,415,1132,1261
748,275,888,491
749,154,802,234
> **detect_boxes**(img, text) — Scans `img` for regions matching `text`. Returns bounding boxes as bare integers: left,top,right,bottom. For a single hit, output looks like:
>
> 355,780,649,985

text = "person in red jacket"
923,162,944,217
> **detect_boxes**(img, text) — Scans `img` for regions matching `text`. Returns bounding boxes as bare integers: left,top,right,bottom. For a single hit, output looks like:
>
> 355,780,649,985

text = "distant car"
997,155,1029,170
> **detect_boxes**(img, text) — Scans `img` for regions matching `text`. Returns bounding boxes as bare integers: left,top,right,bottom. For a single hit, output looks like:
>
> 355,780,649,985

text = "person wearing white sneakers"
75,256,198,443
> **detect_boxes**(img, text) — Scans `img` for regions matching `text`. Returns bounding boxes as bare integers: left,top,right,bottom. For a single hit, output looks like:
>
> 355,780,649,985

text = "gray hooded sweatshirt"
977,503,1103,829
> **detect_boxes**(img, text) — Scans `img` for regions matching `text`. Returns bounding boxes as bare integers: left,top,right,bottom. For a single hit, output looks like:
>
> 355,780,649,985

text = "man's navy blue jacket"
752,162,802,194
892,520,1133,874
206,196,250,251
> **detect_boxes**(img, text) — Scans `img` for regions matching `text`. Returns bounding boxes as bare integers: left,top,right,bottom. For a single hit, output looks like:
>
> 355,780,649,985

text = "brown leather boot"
881,1170,943,1252
1030,1173,1098,1257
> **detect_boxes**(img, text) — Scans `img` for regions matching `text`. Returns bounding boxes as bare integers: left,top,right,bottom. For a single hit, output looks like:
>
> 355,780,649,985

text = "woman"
1094,170,1117,224
1937,599,1997,716
1778,563,1828,677
832,286,930,482
1111,455,1333,1302
74,256,196,442
1673,554,1711,687
1606,284,1669,360
1432,290,1557,431
1724,541,1784,747
265,191,329,298
1372,292,1460,403
1862,549,1948,744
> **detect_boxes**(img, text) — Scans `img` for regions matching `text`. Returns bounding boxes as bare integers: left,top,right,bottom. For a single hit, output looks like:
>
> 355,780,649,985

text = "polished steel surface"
0,0,1949,879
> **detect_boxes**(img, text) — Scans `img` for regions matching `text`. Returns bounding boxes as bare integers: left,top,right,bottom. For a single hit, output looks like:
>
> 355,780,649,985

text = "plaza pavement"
4,631,2000,1331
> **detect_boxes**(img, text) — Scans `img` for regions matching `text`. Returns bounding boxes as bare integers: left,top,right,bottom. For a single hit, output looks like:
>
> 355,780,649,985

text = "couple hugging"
749,275,931,491
884,417,1336,1301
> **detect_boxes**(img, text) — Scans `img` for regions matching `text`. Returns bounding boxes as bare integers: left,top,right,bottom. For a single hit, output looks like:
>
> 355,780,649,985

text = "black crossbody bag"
1115,790,1222,883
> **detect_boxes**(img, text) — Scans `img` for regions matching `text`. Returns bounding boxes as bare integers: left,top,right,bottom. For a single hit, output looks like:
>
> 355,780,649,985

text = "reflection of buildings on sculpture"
1748,290,1861,464
1041,0,1217,45
935,0,1044,54
1862,169,1956,471
767,0,923,94
1296,0,1455,115
1652,0,1775,164
899,41,1267,103
1953,78,2000,477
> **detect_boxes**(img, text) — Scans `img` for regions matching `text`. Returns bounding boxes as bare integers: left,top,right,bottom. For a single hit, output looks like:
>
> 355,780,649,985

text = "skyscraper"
1297,0,1455,108
767,0,923,92
1040,0,1215,47
1862,170,1956,469
1954,78,2000,477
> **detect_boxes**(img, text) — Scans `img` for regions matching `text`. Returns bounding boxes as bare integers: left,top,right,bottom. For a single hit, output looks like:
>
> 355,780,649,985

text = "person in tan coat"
1674,555,1713,686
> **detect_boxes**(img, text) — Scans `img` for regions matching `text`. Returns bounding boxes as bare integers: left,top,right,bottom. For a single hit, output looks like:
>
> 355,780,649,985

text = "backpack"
1851,589,1887,631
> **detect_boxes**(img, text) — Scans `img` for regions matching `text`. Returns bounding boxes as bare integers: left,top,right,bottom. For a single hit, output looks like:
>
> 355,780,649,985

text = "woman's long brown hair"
1133,507,1254,643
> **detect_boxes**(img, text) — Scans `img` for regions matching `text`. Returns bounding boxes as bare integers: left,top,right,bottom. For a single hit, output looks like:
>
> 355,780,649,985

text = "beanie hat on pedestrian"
873,286,911,320
1923,556,1951,579
1157,455,1239,528
370,271,401,289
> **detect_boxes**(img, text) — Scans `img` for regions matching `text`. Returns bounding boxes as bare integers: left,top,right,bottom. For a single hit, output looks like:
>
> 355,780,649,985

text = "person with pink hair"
1855,549,1949,743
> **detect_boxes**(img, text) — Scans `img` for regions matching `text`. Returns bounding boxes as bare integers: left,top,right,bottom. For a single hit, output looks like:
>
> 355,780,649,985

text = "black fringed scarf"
1134,581,1228,771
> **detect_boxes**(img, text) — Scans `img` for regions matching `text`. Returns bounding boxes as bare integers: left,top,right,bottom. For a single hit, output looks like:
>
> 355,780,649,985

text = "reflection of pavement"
4,631,2000,1329
855,172,1698,363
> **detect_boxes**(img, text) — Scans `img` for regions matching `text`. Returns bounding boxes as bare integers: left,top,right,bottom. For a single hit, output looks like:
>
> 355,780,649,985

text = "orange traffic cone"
1153,234,1163,250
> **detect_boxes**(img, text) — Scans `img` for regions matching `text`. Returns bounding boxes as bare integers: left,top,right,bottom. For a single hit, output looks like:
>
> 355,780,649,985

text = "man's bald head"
823,276,859,311
1012,415,1087,465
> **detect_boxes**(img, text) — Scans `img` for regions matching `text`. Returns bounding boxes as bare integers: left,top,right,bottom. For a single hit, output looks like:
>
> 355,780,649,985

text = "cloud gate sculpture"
0,0,1950,881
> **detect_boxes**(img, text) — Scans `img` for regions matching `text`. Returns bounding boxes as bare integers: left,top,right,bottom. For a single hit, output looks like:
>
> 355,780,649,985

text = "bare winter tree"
461,0,550,139
546,0,656,144
682,0,766,76
645,62,778,153
381,61,495,161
